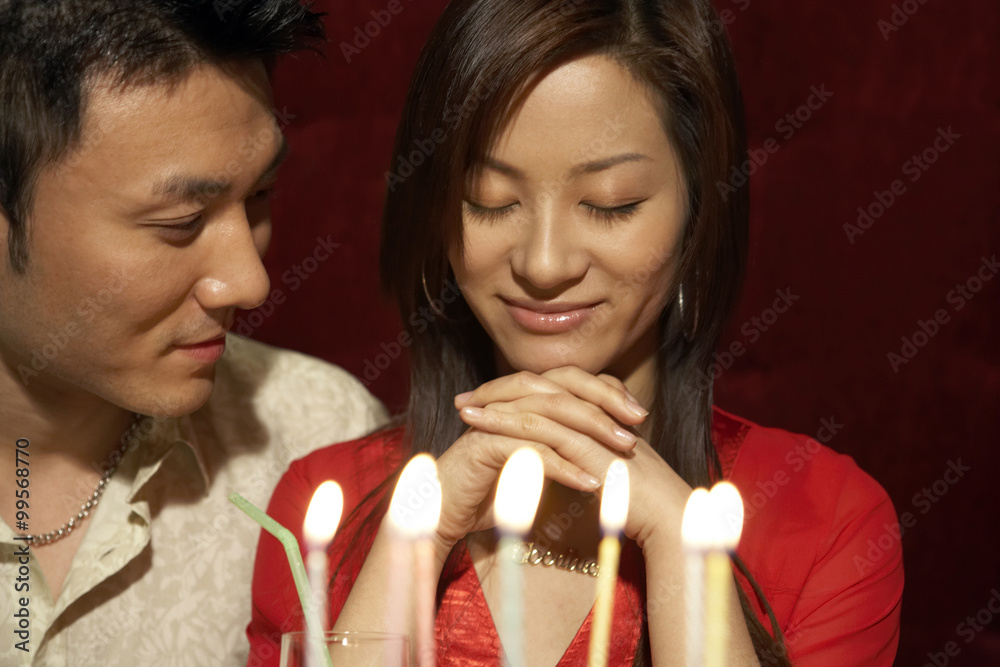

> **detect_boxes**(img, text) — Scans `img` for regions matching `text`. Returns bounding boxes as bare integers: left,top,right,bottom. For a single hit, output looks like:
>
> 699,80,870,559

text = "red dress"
247,408,903,666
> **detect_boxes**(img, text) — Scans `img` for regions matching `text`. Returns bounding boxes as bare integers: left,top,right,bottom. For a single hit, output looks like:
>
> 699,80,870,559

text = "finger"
539,367,648,424
454,371,566,409
595,373,635,400
470,392,637,452
454,429,602,493
458,405,620,476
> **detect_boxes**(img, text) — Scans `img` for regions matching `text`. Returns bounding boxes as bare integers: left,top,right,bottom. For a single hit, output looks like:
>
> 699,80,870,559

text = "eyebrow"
482,152,651,180
151,137,290,202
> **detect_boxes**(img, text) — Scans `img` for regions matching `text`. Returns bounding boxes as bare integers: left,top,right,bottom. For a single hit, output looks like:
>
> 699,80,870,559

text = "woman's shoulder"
712,407,903,663
273,425,408,513
290,424,407,473
711,407,890,517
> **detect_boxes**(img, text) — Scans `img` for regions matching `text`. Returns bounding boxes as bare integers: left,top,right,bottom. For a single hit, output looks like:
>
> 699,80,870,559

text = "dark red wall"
257,1,1000,663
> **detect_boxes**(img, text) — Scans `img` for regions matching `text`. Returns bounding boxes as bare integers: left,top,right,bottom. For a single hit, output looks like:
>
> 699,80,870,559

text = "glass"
279,631,409,667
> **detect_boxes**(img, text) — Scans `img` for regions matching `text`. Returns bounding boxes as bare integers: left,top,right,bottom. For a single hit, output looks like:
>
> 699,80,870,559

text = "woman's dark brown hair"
378,0,791,663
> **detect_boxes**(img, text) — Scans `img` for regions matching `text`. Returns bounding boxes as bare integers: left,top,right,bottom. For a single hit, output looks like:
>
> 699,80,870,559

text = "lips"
502,298,602,334
174,334,227,363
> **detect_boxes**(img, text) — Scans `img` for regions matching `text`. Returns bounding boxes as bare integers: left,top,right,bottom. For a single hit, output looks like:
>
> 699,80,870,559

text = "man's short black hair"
0,0,324,272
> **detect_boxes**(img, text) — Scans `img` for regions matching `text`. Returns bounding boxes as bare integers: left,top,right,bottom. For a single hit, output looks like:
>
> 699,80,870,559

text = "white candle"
494,448,545,667
703,482,744,667
387,454,441,667
303,481,344,667
588,460,630,667
681,487,712,667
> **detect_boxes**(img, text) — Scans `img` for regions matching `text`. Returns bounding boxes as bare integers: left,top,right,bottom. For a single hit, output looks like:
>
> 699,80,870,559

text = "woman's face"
449,55,687,381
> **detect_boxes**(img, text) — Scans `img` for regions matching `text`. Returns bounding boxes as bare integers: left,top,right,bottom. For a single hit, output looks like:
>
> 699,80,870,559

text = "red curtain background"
257,1,999,664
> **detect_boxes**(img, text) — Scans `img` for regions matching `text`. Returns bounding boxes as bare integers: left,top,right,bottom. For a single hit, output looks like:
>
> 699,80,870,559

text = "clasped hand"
430,367,692,563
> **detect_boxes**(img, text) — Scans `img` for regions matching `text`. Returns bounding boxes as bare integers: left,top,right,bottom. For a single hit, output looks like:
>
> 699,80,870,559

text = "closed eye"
463,200,519,223
583,200,646,224
151,214,204,243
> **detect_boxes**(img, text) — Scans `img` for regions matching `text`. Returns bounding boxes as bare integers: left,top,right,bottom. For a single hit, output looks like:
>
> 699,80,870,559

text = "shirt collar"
127,412,211,502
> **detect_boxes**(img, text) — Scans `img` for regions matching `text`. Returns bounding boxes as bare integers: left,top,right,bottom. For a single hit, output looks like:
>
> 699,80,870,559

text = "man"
0,2,387,664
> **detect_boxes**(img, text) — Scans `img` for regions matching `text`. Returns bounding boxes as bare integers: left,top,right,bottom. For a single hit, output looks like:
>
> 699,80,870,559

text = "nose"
195,210,271,312
510,201,588,292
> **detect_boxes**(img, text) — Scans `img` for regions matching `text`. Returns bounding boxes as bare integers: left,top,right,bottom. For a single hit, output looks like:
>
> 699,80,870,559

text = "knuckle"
542,392,568,412
516,413,543,437
597,373,627,391
516,371,537,388
486,400,514,413
461,428,486,449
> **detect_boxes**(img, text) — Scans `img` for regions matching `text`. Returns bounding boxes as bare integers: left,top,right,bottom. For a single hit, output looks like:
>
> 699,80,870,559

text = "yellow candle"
494,448,545,667
703,550,730,667
588,460,629,667
702,482,744,667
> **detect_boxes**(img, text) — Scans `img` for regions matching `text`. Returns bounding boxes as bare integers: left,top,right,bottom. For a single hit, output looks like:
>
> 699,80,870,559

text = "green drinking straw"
229,492,333,667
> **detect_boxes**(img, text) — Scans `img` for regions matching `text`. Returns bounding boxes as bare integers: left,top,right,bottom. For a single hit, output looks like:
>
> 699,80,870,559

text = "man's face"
0,61,282,417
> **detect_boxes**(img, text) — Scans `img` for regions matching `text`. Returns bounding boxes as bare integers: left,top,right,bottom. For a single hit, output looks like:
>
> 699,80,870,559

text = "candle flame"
681,487,713,550
599,460,629,534
681,483,744,551
708,481,744,549
387,454,442,538
494,447,544,535
303,480,344,548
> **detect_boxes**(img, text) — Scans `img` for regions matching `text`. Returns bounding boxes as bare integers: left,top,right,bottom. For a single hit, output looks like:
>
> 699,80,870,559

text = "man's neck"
0,359,135,471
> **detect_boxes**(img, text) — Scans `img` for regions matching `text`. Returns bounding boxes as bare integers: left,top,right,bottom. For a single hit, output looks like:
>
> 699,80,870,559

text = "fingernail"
614,426,637,445
578,471,601,489
461,406,484,418
455,391,473,404
625,397,649,418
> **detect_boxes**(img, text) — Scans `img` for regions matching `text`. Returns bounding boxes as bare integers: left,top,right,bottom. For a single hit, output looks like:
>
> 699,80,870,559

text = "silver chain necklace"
19,415,145,547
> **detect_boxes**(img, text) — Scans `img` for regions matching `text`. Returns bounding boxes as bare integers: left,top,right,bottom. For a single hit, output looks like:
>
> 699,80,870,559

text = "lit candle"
386,454,442,667
303,481,344,667
494,448,545,667
703,482,744,667
588,460,630,667
681,487,712,667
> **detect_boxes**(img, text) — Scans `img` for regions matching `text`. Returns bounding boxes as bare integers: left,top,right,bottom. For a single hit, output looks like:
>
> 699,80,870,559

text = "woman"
248,0,903,664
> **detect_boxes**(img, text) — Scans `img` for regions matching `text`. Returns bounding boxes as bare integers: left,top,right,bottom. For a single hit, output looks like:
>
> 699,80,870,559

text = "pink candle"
386,454,441,667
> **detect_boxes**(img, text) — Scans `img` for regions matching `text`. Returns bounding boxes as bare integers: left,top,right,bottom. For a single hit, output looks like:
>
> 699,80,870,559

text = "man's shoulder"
204,336,389,462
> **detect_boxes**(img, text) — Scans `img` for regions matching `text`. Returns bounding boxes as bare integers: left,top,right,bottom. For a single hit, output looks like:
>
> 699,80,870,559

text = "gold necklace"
510,539,600,577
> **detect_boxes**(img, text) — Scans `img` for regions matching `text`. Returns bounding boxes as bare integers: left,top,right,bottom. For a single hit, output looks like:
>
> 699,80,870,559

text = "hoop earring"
677,282,698,340
421,267,448,318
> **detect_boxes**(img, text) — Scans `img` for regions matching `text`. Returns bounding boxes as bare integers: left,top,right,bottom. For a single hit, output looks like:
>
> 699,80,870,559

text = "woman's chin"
500,346,607,376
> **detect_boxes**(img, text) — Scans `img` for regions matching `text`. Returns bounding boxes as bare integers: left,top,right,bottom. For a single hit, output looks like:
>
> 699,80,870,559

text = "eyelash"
156,216,203,239
463,201,518,223
156,188,273,236
462,200,646,225
584,201,645,225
